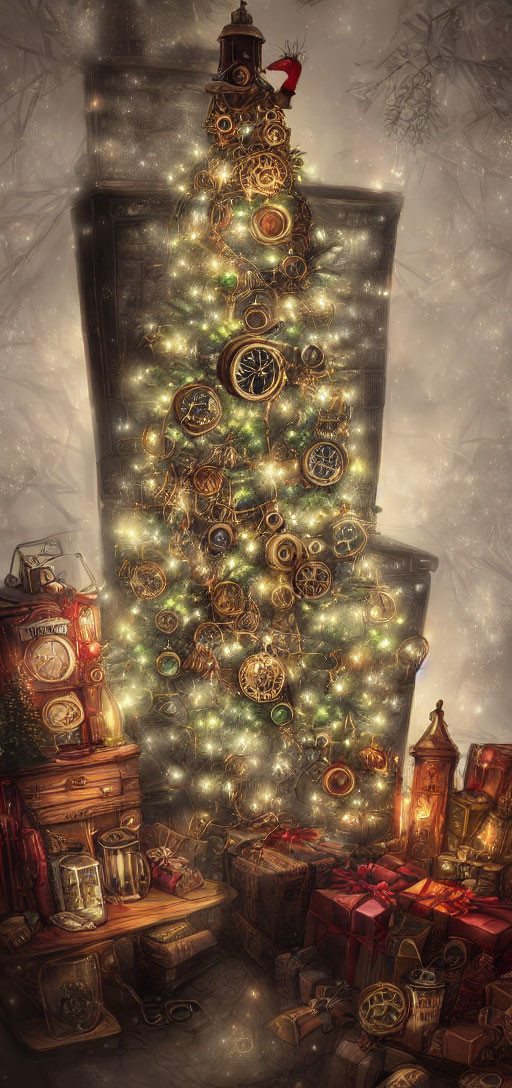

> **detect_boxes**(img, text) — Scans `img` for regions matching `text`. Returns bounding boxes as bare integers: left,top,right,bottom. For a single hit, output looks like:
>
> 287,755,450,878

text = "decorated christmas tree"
0,670,50,773
74,1,436,853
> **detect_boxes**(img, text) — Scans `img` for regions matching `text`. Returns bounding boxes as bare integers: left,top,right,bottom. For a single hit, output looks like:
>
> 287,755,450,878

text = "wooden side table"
0,881,236,1050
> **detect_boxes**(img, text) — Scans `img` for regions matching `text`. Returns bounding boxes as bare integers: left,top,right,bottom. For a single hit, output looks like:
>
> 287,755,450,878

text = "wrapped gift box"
275,946,326,1008
228,847,314,948
299,965,333,1003
304,884,393,988
445,791,491,853
485,976,512,1013
327,1024,385,1088
135,925,218,996
449,950,497,1022
266,987,355,1047
397,878,467,943
230,905,276,971
427,1022,496,1064
447,903,512,956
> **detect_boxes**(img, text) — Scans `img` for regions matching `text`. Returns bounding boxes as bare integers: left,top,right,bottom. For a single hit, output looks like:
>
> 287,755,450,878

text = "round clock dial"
42,693,84,733
232,344,284,401
219,337,285,402
302,441,348,487
25,636,76,683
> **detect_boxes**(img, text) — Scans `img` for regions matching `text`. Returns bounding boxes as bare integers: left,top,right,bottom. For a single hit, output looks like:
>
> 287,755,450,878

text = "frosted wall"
0,0,511,772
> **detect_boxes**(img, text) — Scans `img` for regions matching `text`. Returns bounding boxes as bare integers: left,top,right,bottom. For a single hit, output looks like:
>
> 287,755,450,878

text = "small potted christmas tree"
0,670,51,774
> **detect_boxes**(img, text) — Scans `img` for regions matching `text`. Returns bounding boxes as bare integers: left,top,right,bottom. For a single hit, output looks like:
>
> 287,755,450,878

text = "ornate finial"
231,1,253,25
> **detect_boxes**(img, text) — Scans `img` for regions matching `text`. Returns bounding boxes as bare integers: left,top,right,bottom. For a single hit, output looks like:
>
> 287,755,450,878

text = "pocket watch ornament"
302,441,348,487
238,151,290,197
155,652,181,679
130,562,166,600
173,383,223,436
238,651,286,703
206,523,235,554
155,609,179,635
333,517,368,560
250,205,292,244
292,559,332,599
218,336,285,401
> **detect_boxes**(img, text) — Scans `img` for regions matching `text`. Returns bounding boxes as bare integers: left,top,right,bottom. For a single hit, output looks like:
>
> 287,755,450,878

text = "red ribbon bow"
330,866,397,909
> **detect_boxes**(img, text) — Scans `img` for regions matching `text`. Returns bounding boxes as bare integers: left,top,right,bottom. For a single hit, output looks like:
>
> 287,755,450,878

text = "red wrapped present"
448,902,512,955
355,862,410,894
449,951,497,1023
304,872,394,988
146,848,204,896
378,855,427,884
397,878,476,940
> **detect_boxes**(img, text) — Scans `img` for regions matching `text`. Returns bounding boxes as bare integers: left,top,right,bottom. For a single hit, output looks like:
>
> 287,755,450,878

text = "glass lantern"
56,852,106,925
96,828,151,902
40,953,102,1039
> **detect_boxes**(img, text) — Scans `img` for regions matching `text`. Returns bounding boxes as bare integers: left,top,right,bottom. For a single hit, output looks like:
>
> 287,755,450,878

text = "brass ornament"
265,510,285,534
130,562,167,600
218,336,285,401
194,623,223,654
359,737,390,774
322,761,356,798
234,607,260,634
358,983,410,1037
211,580,245,617
365,589,396,624
192,464,225,496
280,254,308,282
173,383,222,436
333,517,368,560
87,665,104,685
42,693,85,734
301,344,326,372
271,585,295,610
261,121,287,147
302,441,348,487
155,651,182,679
242,303,274,334
396,636,429,675
238,151,290,197
232,64,252,86
265,533,306,572
250,205,291,244
308,539,323,556
155,609,179,635
315,398,351,439
216,113,236,136
292,560,332,599
206,523,235,554
238,652,286,703
211,201,233,231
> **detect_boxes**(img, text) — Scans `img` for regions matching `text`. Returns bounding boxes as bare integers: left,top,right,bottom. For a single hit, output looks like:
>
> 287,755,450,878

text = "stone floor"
0,951,330,1088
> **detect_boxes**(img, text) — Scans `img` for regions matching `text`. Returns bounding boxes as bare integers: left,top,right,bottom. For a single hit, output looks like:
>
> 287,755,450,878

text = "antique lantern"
405,699,459,864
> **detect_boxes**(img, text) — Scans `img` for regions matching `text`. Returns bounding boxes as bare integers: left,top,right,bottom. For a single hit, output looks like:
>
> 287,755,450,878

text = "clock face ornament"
302,441,348,487
173,383,223,435
24,636,76,683
218,337,285,401
42,692,84,733
238,652,286,703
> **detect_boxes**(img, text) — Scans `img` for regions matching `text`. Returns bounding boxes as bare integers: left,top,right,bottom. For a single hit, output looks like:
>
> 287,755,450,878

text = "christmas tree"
0,670,50,773
102,2,433,848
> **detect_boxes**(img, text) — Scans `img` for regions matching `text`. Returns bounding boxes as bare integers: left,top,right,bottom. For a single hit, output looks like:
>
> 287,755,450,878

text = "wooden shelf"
0,882,236,963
